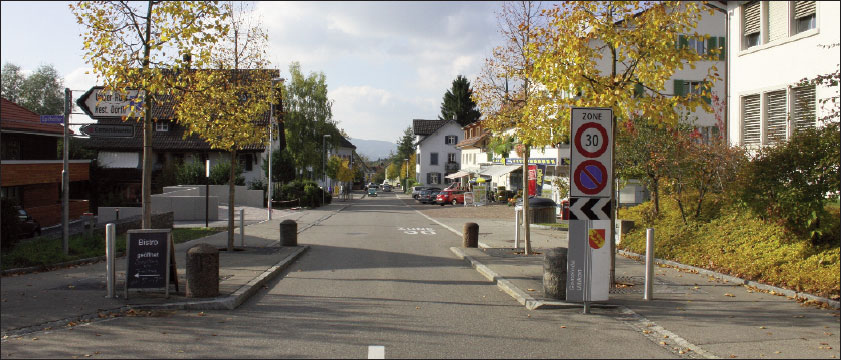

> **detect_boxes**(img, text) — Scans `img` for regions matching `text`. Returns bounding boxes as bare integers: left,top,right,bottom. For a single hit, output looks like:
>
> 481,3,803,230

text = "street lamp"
404,158,409,193
322,134,331,206
268,77,283,220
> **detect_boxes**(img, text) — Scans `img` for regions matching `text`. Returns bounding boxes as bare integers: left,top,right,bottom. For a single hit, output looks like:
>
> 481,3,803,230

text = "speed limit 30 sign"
570,107,613,198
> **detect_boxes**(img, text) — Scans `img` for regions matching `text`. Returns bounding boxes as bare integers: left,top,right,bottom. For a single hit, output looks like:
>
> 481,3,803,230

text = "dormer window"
156,122,169,132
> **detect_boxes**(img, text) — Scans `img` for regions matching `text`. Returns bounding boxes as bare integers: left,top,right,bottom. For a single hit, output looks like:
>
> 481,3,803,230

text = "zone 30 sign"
570,107,613,198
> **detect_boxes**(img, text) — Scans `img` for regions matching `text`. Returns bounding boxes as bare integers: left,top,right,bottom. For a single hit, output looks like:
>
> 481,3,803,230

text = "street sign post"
76,87,145,119
79,124,135,138
567,107,613,307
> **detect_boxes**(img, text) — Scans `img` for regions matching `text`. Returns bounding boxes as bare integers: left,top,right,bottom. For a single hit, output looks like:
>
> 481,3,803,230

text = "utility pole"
322,134,331,205
62,88,70,255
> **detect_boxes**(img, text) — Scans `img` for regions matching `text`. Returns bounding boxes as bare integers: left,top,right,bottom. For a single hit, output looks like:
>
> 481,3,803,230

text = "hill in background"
350,138,396,160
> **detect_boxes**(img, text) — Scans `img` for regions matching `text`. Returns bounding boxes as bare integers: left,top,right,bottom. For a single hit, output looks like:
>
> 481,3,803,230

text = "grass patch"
536,222,569,229
619,197,840,298
1,227,226,271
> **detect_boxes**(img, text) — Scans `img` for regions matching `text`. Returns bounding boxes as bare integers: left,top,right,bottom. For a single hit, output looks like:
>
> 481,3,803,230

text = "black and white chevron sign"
569,197,612,220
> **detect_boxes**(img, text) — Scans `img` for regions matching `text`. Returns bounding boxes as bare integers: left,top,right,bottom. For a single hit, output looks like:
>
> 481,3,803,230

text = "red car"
436,189,465,206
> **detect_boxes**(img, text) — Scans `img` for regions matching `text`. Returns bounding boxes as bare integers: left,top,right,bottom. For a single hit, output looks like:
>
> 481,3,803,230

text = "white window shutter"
793,86,816,131
794,1,816,19
743,2,761,35
742,95,761,145
767,1,788,42
765,90,787,145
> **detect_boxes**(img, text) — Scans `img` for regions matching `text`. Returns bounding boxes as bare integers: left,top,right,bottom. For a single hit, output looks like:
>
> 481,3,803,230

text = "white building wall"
415,121,463,186
726,1,840,147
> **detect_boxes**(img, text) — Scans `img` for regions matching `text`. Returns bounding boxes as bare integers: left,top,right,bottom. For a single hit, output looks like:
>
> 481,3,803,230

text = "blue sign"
40,115,65,124
490,157,567,165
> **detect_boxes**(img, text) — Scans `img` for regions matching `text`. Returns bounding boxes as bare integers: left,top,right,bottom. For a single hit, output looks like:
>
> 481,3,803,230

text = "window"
239,154,253,171
742,1,761,49
742,94,761,145
687,37,707,54
155,122,169,132
448,153,457,162
794,1,816,33
1,186,22,202
673,80,710,104
445,135,458,145
765,90,787,145
792,85,816,131
427,172,441,185
430,152,438,165
416,153,420,165
1,138,20,160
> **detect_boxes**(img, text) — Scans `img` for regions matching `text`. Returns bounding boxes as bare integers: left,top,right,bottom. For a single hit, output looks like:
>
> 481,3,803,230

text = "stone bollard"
280,220,297,246
186,243,219,298
463,222,479,248
543,247,568,300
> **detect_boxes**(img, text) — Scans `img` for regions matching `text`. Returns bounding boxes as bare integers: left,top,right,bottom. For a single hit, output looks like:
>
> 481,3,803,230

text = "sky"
0,1,503,143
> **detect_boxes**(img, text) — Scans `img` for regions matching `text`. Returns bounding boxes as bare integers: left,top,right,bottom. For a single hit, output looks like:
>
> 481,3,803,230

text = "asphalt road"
1,195,678,359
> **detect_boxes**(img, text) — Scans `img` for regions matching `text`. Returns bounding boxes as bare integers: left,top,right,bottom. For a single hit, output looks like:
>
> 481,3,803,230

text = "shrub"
619,197,840,298
176,160,205,185
209,160,245,186
278,179,331,207
734,122,841,244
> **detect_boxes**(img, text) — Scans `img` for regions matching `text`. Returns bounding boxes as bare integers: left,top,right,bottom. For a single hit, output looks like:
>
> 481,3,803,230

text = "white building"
726,1,839,148
413,119,463,187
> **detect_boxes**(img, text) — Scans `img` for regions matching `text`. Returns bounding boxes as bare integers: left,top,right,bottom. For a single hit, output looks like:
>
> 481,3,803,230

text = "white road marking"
368,345,385,359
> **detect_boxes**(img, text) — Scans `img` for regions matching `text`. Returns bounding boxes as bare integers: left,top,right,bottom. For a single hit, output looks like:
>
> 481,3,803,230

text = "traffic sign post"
76,87,145,119
567,107,613,308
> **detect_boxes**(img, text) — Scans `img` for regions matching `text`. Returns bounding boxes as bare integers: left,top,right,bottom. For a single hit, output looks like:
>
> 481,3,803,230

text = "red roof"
1,98,66,135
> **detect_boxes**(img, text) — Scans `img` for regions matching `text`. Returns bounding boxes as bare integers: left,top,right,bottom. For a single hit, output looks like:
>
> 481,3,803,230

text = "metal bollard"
280,220,297,246
644,228,655,301
115,208,119,220
239,208,245,247
514,207,522,249
463,222,478,248
105,223,116,298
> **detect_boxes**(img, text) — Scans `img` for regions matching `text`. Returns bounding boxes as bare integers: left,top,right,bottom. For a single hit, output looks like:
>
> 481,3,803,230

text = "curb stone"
618,249,841,309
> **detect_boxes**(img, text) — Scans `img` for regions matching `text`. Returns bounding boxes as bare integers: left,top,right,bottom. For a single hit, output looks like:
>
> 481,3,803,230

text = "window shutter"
742,95,761,145
673,80,685,96
765,90,787,145
633,83,644,98
426,173,431,184
707,37,717,56
793,86,816,131
718,37,726,60
743,2,760,35
794,1,816,19
767,1,788,42
678,34,688,49
702,82,712,105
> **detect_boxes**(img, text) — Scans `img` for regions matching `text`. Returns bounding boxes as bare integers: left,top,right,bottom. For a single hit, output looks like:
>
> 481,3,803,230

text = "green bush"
734,122,840,244
278,179,331,207
619,196,840,298
176,160,205,185
210,160,245,186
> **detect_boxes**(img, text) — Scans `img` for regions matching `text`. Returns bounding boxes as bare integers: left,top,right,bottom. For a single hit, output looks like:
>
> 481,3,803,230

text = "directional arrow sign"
79,124,135,138
76,87,145,119
569,197,612,220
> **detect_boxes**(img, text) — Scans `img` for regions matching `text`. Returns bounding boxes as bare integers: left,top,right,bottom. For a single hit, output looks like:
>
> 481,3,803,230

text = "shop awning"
479,165,520,178
445,170,470,179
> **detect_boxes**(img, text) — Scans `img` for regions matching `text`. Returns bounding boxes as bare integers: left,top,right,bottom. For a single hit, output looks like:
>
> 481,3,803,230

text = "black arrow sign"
569,197,612,220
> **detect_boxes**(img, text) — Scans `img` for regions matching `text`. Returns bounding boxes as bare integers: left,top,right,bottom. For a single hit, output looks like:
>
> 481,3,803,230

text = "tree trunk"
228,150,237,251
652,176,660,215
523,145,531,255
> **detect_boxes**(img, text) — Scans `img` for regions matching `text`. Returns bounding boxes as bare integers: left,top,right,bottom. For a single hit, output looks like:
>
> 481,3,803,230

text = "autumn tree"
530,1,720,282
174,1,276,250
439,75,482,127
1,63,65,115
71,1,228,228
473,0,547,255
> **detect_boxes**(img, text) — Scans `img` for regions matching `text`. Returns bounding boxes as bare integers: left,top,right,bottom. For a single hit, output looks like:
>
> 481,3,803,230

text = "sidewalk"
0,203,349,337
404,194,841,359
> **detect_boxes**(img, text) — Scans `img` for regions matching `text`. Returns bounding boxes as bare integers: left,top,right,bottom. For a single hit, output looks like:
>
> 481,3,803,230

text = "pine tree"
438,75,481,127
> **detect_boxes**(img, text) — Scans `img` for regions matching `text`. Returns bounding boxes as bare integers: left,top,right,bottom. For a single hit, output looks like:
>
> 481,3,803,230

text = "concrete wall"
97,207,143,224
169,185,263,207
151,195,220,221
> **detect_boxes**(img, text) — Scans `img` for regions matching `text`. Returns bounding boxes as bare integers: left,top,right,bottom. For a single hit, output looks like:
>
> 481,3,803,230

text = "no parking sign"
571,108,612,198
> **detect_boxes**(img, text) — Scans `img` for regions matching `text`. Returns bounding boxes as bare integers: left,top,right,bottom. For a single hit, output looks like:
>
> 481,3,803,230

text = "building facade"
1,98,91,226
726,1,839,148
413,119,462,187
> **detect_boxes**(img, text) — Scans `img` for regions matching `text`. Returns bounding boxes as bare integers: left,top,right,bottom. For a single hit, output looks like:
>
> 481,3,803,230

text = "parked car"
411,186,427,199
418,190,440,204
12,206,41,239
436,189,466,206
381,184,392,192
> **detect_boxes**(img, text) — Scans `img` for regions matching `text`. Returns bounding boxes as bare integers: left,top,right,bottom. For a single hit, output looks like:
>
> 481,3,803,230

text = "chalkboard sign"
125,229,178,299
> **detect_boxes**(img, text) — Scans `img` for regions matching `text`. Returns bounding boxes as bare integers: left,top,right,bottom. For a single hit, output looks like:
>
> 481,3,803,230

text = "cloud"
330,85,436,142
